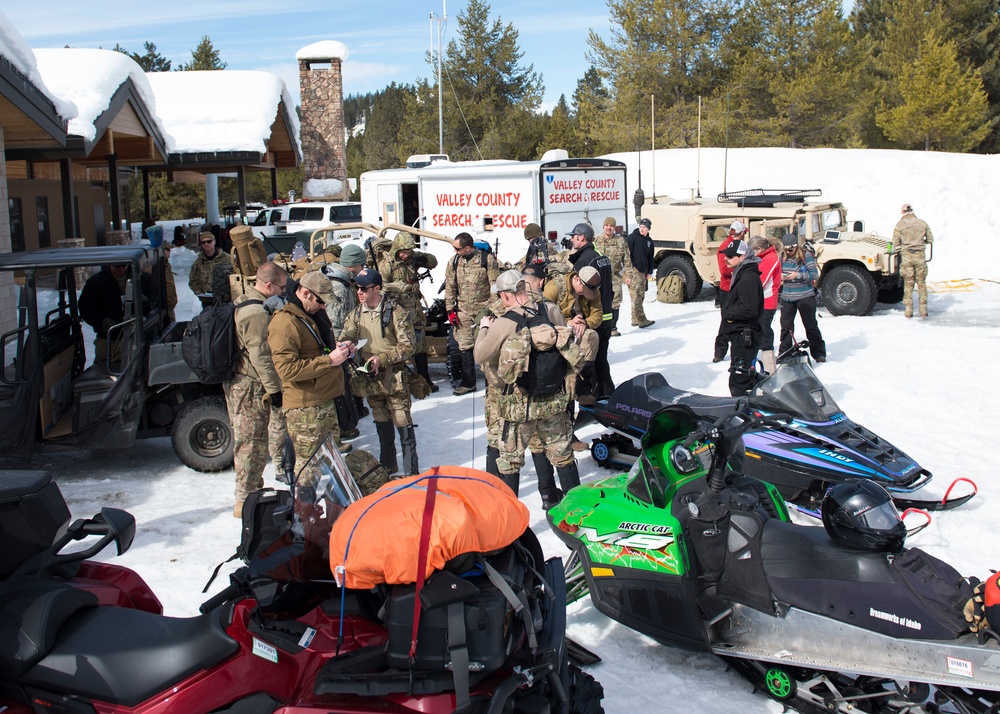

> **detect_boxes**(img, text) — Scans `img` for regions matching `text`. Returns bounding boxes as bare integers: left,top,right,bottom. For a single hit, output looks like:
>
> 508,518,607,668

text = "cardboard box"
39,346,74,438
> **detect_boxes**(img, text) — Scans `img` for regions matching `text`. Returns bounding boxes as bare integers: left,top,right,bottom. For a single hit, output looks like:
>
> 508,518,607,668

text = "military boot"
499,471,521,496
414,352,439,393
398,425,419,475
532,452,562,509
375,421,398,475
556,462,581,493
485,445,501,477
453,350,477,396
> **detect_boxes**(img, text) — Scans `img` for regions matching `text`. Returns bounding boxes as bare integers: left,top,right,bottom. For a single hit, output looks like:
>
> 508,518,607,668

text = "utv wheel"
820,265,877,316
171,396,234,472
655,255,702,301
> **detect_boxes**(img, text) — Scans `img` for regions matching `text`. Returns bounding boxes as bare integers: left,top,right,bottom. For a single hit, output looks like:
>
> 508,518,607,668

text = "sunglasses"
356,285,377,293
305,289,325,305
199,240,214,245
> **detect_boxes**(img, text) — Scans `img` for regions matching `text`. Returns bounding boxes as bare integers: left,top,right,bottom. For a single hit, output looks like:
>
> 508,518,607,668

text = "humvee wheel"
820,265,877,316
172,396,234,472
655,255,702,301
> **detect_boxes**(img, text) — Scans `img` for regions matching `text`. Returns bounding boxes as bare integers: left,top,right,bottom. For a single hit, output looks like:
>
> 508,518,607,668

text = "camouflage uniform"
473,299,580,500
593,231,628,311
445,248,502,350
341,295,419,474
892,211,934,318
223,285,288,507
188,249,234,296
376,232,437,354
321,263,357,336
268,300,347,488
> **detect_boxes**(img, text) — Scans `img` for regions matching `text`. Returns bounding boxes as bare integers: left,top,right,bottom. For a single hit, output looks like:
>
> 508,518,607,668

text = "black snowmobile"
580,348,975,512
550,404,1000,713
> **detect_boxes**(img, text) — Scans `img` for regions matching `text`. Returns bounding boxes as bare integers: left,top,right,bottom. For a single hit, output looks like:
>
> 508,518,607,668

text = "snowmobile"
581,347,975,512
549,403,999,713
0,437,603,714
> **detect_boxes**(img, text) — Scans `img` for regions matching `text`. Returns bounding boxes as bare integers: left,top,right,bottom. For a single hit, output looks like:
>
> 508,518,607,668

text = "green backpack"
657,274,685,304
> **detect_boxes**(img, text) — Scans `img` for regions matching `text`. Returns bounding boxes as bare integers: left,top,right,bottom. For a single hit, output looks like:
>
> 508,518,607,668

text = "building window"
9,198,25,252
36,197,51,248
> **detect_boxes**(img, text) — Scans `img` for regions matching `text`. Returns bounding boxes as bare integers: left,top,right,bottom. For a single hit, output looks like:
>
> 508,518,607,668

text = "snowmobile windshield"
751,361,842,422
298,435,364,510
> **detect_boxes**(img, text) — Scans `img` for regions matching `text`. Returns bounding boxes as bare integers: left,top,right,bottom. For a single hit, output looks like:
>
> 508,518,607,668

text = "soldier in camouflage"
594,217,628,336
268,271,353,495
188,232,234,296
892,203,934,319
625,218,656,328
474,270,581,509
445,232,501,395
376,232,439,390
225,262,289,517
340,268,419,475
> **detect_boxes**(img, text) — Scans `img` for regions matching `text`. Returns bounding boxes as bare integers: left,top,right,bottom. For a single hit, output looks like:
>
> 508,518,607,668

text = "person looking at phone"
778,233,826,362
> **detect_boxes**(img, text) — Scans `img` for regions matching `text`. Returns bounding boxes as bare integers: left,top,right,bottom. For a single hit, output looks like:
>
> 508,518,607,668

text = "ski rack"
717,189,823,207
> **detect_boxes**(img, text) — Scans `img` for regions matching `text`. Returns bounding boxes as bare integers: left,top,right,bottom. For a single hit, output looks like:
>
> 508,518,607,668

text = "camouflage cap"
524,223,543,240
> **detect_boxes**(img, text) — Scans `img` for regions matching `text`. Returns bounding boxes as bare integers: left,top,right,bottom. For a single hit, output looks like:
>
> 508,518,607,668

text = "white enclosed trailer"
359,156,629,266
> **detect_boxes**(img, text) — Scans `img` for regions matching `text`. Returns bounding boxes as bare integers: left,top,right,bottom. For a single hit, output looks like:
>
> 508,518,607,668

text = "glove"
268,392,283,409
413,254,429,268
448,311,460,327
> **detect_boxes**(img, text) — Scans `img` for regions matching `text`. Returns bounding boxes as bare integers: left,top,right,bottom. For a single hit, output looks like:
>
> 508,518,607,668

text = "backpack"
498,307,568,397
343,448,391,495
657,273,685,304
181,298,262,384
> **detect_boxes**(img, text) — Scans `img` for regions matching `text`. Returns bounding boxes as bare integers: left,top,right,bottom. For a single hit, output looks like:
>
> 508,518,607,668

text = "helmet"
821,480,906,553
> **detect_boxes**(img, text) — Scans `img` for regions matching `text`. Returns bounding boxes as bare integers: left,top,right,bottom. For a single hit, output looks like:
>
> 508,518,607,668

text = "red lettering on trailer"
435,193,473,207
475,192,521,207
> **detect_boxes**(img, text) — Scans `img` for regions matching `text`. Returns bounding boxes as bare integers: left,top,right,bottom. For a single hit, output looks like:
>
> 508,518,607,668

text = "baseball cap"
901,203,913,213
603,217,617,227
491,269,525,294
566,222,595,241
299,270,337,302
354,268,383,288
522,263,547,280
781,233,798,248
640,217,652,229
524,223,543,240
730,220,747,233
339,243,366,267
721,240,749,258
576,266,602,298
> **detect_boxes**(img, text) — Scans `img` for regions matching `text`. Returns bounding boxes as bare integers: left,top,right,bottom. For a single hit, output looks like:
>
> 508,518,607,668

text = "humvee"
0,245,232,472
641,189,905,316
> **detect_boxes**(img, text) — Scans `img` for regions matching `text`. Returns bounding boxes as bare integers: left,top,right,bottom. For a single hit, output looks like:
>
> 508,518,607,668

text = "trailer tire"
171,396,234,472
655,255,702,301
820,265,877,316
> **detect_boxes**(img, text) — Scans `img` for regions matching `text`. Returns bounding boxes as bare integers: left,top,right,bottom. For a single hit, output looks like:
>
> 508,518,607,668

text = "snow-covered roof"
33,48,162,144
0,11,75,120
145,70,301,159
296,41,349,62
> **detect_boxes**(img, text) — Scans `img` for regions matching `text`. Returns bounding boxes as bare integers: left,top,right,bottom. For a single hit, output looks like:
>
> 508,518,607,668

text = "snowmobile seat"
0,580,98,680
648,381,741,419
19,603,238,706
761,519,896,586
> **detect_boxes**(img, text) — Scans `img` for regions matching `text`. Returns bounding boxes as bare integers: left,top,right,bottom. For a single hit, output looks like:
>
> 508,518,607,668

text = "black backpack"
181,299,262,384
502,307,568,397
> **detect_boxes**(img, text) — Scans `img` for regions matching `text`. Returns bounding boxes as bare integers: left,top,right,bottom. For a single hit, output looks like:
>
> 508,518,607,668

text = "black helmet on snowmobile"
821,480,906,553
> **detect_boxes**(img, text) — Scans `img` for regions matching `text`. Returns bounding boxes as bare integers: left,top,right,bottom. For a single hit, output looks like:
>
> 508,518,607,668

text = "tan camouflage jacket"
594,232,627,306
340,297,416,369
444,248,501,316
376,232,438,313
892,213,934,257
232,285,282,395
188,250,234,295
320,263,357,336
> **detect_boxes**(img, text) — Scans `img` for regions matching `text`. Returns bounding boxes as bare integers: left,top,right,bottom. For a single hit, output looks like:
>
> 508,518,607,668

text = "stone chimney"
296,41,350,201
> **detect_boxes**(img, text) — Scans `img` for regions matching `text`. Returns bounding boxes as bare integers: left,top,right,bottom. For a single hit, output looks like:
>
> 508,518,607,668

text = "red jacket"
717,235,735,292
756,244,783,310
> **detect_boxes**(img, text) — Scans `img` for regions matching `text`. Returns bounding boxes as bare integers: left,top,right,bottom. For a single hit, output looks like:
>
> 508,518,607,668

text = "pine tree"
132,42,172,72
876,31,990,150
178,36,227,71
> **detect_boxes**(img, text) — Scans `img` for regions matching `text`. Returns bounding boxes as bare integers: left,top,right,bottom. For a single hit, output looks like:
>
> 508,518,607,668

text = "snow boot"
453,350,477,395
499,470,520,496
556,462,581,493
532,452,562,509
376,421,398,475
414,352,438,393
398,425,419,475
485,445,501,478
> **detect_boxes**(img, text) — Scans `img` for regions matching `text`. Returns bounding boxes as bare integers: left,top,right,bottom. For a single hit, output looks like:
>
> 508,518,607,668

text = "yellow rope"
927,279,981,293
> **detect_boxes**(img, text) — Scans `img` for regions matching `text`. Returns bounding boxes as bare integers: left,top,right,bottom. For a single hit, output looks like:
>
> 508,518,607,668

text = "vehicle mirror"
100,507,136,555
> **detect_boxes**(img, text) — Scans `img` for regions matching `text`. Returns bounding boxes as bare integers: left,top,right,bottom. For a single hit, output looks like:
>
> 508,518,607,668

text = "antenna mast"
651,94,657,204
430,1,448,154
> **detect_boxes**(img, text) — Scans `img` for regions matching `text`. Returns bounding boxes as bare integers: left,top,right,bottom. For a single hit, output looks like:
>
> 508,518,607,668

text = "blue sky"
7,1,612,112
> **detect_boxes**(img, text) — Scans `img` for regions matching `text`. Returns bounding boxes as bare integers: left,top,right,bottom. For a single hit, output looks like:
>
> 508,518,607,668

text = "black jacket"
721,256,764,332
569,242,613,316
79,267,152,338
626,228,654,275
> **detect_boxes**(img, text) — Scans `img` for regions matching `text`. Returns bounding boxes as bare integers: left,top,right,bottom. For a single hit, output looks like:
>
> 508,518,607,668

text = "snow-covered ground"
30,148,999,713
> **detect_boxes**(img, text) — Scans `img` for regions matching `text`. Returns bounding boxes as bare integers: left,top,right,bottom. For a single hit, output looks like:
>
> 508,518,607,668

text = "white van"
250,201,363,242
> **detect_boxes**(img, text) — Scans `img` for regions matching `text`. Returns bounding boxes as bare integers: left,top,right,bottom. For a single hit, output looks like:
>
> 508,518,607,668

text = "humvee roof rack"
717,189,823,207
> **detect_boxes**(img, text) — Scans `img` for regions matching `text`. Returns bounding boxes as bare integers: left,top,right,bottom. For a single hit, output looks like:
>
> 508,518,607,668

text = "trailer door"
540,159,628,240
376,183,404,225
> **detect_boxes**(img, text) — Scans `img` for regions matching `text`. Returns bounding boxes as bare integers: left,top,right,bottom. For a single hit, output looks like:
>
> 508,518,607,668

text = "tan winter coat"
268,301,345,409
556,274,603,329
233,285,281,395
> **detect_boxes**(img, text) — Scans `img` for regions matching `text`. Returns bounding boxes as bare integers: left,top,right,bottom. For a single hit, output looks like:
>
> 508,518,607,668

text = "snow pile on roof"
0,11,76,120
34,48,161,143
146,70,301,157
295,41,349,62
